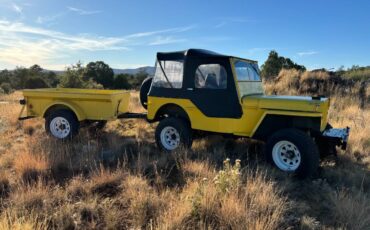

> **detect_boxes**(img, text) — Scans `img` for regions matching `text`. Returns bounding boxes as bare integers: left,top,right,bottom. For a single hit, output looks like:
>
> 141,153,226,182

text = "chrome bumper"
322,127,350,150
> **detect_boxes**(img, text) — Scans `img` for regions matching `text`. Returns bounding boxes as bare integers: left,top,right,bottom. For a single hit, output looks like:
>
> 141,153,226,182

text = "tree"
29,64,43,74
58,63,86,88
59,62,103,89
135,70,148,85
24,77,48,89
83,61,114,88
261,51,306,79
114,74,130,89
12,67,29,89
0,70,12,85
44,71,60,87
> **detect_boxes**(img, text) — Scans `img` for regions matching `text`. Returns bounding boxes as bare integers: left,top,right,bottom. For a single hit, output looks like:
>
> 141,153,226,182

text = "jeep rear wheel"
155,117,192,151
265,128,319,178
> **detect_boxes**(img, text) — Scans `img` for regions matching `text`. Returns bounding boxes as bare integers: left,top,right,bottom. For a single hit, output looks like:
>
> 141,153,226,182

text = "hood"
242,95,330,113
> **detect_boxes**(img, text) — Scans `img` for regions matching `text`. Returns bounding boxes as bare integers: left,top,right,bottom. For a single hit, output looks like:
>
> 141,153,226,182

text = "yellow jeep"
139,49,349,178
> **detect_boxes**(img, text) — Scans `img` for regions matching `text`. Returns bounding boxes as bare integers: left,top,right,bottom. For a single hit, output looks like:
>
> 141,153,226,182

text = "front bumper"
322,127,350,150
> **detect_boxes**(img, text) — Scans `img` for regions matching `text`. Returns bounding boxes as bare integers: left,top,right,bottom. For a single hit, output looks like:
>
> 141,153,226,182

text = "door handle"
187,88,194,91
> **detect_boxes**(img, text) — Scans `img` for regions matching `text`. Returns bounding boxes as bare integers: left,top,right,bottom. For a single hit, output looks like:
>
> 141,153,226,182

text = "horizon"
0,0,369,71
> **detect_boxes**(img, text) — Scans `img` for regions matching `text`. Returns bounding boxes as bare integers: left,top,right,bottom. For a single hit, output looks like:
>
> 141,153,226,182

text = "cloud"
149,36,187,45
67,6,101,15
297,51,318,56
12,3,22,14
246,47,273,55
36,12,66,24
214,21,227,28
0,20,193,69
126,25,196,38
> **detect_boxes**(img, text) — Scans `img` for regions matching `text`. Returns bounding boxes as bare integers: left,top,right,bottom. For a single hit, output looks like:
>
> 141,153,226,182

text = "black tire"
45,109,79,140
155,117,192,152
265,128,319,178
140,77,153,109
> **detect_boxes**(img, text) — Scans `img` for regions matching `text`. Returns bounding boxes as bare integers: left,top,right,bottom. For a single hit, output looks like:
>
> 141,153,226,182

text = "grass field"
0,71,369,229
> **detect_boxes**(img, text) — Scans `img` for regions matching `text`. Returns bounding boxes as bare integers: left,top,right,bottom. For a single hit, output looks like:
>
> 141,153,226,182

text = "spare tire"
140,77,153,109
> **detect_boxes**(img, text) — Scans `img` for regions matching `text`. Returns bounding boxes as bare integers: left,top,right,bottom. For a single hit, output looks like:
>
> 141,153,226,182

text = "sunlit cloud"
0,20,193,69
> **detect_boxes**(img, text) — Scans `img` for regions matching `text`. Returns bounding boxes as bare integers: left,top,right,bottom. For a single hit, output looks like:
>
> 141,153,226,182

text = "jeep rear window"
152,60,183,88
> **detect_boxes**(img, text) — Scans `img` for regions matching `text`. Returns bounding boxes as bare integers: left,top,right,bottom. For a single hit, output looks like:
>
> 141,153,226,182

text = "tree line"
0,61,148,94
261,50,370,81
0,52,368,94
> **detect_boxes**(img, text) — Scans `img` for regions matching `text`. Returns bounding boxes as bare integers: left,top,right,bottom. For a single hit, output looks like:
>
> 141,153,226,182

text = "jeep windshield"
233,59,264,97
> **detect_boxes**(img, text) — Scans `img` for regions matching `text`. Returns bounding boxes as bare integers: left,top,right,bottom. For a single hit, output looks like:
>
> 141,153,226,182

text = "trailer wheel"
45,110,79,140
265,128,319,178
140,77,153,109
155,117,192,151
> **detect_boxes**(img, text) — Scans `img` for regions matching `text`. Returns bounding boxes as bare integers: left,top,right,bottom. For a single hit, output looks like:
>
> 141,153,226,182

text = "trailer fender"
42,101,86,121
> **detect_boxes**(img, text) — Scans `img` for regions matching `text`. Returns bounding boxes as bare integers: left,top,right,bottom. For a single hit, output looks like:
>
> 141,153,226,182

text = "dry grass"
13,151,49,183
0,77,369,229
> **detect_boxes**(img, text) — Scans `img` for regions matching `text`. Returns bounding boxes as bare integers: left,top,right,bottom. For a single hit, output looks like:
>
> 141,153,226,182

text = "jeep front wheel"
155,117,192,151
265,128,319,178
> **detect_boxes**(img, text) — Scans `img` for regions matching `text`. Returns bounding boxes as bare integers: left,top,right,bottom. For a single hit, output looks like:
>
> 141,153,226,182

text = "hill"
113,66,155,76
45,66,156,76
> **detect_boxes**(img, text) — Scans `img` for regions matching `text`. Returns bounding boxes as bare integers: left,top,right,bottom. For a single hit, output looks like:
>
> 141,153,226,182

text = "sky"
0,0,369,71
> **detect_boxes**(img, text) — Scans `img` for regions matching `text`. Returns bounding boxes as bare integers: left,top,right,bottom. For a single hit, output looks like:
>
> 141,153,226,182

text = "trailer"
19,88,145,139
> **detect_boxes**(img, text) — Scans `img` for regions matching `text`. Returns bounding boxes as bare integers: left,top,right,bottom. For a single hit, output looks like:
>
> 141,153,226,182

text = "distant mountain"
41,66,156,76
113,66,155,76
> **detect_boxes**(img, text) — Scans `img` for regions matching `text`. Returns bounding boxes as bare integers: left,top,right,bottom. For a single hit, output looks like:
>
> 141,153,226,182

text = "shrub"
0,83,13,94
114,74,130,89
213,158,241,194
24,77,49,89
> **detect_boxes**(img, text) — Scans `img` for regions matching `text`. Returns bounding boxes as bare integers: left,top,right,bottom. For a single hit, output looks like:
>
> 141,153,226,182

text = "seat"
205,73,218,88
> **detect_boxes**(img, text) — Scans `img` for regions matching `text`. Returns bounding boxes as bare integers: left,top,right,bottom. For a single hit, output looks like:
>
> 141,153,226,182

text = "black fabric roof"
156,49,257,63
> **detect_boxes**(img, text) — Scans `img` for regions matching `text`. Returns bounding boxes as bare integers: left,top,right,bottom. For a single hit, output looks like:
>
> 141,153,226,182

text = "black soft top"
157,49,257,63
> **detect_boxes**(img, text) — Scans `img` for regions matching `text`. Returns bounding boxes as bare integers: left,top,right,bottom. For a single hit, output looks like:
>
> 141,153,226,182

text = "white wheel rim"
50,117,71,139
272,140,301,171
160,126,180,150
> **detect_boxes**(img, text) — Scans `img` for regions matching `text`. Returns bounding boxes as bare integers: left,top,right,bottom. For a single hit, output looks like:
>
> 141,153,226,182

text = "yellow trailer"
19,88,137,139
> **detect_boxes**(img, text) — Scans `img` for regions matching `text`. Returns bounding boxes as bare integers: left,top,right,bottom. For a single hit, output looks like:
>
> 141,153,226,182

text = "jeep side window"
195,64,227,89
152,60,183,88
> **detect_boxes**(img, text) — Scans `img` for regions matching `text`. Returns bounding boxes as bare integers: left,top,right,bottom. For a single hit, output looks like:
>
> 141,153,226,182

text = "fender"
153,103,191,123
251,110,322,139
42,101,86,121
